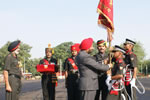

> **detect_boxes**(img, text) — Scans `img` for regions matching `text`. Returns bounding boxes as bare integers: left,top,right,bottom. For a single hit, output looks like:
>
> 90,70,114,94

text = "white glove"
105,74,112,90
130,78,136,86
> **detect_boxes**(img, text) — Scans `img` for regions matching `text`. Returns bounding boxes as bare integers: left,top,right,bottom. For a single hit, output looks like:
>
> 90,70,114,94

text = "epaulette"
130,52,136,57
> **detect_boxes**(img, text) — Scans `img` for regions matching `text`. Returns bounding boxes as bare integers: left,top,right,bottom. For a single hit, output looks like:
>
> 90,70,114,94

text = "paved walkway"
19,80,67,100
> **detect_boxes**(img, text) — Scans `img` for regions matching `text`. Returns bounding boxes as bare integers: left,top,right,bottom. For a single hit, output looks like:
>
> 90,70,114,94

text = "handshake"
103,58,113,69
108,63,113,69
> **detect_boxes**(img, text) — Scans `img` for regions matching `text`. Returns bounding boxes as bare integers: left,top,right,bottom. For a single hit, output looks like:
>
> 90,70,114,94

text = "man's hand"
106,69,112,75
108,63,113,69
104,58,109,64
6,84,12,92
105,74,112,90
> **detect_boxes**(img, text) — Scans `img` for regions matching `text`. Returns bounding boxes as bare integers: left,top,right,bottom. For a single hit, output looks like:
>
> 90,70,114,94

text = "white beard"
14,50,19,55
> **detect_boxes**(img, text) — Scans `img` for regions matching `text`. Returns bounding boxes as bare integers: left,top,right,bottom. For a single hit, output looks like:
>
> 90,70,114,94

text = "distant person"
3,40,22,100
64,43,80,100
39,44,58,100
75,38,112,100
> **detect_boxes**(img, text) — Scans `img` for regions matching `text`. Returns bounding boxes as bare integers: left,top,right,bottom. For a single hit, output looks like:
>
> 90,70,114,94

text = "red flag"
97,0,114,42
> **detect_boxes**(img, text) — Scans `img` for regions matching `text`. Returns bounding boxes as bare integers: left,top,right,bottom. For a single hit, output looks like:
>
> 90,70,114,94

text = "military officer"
94,40,109,100
64,43,80,100
3,40,22,100
75,38,112,100
39,44,58,100
124,39,137,100
106,45,126,100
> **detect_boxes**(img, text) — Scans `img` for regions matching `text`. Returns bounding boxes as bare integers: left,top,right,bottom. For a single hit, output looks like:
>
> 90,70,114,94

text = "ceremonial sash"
68,58,78,70
43,59,49,65
124,69,133,86
124,51,134,86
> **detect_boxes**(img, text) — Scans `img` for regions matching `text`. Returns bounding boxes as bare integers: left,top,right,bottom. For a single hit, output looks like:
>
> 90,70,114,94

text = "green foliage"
133,41,146,63
53,42,73,64
139,59,150,75
18,43,32,62
0,42,10,70
91,41,98,56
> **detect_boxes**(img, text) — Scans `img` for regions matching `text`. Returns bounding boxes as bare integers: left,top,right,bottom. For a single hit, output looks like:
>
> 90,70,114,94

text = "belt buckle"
72,69,78,74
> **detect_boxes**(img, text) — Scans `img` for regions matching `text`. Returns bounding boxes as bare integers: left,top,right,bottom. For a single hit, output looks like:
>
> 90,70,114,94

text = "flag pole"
107,29,112,64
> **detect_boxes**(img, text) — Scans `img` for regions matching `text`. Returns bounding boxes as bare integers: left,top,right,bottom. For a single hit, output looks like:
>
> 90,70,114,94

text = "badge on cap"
131,58,134,61
120,66,123,70
48,44,51,48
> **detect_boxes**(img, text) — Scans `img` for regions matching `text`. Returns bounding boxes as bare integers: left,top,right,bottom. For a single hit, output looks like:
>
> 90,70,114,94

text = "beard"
87,49,93,54
14,50,19,55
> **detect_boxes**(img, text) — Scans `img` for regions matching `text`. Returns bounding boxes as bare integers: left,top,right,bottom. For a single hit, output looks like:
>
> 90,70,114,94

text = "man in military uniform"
39,44,58,100
64,43,80,100
124,39,137,100
106,45,126,100
94,40,109,100
3,40,22,100
75,38,112,100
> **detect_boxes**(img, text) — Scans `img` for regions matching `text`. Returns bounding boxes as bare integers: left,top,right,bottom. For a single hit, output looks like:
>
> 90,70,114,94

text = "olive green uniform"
125,51,137,100
94,53,108,100
4,53,22,100
106,58,126,100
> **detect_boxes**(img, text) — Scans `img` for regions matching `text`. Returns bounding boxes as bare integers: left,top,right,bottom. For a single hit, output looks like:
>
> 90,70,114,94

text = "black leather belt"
9,74,21,79
43,73,52,75
69,70,78,74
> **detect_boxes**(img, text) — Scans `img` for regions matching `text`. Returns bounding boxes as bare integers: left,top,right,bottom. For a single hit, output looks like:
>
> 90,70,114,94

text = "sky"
0,0,150,59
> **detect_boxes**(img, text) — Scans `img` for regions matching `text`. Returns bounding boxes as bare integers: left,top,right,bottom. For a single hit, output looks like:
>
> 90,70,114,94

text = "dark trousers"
67,84,79,100
6,75,21,100
95,75,108,100
125,84,136,100
66,75,79,100
106,89,128,100
42,74,56,100
80,90,97,100
106,93,121,100
106,85,128,100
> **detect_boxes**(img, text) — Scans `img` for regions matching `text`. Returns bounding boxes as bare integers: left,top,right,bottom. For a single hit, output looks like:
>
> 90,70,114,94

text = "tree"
133,41,146,64
25,58,41,76
0,42,10,70
53,42,73,68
